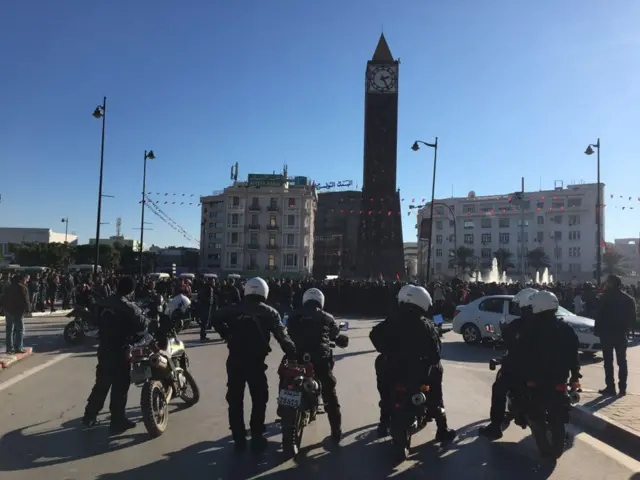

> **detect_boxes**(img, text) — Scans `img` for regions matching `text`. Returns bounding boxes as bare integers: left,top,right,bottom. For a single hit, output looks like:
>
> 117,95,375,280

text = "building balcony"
266,244,279,251
282,264,299,271
283,224,298,231
282,243,300,250
246,264,259,271
227,223,243,230
226,243,242,249
247,224,261,231
267,205,280,212
248,204,261,212
266,225,279,232
227,203,245,211
247,243,260,250
265,265,278,271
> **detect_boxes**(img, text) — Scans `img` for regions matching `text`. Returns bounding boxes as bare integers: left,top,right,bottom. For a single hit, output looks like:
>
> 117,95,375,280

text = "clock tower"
356,34,405,279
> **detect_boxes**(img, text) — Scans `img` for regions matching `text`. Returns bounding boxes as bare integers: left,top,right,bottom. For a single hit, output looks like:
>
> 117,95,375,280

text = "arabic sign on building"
247,174,286,187
316,180,354,190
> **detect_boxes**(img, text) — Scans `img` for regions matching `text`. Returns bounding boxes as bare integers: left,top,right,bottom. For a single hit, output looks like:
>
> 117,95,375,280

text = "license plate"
131,365,151,384
278,389,302,407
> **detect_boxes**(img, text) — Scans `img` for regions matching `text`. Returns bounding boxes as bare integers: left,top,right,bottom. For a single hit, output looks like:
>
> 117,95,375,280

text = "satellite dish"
468,191,476,198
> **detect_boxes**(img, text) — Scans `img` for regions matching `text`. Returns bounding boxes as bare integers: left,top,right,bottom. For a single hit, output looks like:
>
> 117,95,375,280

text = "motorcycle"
63,306,99,345
388,364,444,461
278,321,349,459
129,313,200,438
489,357,580,460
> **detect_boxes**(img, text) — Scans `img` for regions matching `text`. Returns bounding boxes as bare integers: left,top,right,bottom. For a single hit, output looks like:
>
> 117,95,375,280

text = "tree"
602,247,629,276
493,248,514,272
449,246,475,272
11,242,73,268
526,247,551,272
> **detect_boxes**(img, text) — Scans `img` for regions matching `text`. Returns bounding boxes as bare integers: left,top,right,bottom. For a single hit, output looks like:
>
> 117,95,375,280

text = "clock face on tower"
367,65,398,93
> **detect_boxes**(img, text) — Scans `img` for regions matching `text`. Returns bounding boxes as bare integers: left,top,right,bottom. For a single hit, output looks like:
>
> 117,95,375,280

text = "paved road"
0,316,639,479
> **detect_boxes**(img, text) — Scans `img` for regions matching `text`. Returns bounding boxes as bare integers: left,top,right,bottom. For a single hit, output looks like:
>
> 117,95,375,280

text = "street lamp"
585,138,601,285
411,138,439,283
61,217,69,243
93,97,107,274
139,149,156,275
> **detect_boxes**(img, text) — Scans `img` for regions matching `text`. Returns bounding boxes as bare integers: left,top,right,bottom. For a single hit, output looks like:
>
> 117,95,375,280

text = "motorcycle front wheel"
141,380,169,438
530,419,566,460
63,320,85,345
178,369,201,406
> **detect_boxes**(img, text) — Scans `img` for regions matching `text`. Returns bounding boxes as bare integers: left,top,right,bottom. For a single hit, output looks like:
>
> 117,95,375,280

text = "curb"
571,404,640,451
0,310,72,324
0,347,34,370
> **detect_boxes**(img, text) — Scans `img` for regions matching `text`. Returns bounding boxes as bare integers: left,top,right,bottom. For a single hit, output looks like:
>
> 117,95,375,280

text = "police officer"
479,287,538,440
286,287,344,442
370,284,456,443
212,277,296,452
83,276,149,433
199,276,216,342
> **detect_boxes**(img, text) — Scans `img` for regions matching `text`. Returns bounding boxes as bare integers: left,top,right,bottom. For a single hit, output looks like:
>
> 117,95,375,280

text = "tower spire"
372,33,394,62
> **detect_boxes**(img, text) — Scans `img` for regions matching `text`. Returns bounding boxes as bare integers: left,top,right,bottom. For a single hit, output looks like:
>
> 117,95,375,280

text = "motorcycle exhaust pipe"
149,354,169,372
411,393,427,405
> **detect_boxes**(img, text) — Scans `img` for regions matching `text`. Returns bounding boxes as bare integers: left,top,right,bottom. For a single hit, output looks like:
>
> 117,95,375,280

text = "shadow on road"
334,350,377,361
442,341,501,364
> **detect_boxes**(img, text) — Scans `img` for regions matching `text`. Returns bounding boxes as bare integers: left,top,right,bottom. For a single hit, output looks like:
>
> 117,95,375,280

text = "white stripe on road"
0,353,73,393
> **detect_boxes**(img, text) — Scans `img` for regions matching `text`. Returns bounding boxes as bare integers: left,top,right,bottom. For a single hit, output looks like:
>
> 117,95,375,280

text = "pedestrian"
595,275,636,396
2,273,31,354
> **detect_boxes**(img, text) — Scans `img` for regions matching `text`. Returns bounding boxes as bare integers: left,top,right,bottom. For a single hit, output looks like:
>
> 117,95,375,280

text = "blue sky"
1,1,638,248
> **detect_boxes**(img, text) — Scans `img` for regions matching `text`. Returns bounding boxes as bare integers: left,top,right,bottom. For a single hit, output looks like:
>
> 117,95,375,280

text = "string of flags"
142,195,200,245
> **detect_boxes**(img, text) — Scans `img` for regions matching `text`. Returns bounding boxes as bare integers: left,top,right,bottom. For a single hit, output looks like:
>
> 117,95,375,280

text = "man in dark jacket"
212,276,296,452
83,276,149,433
286,287,343,442
3,273,31,353
199,276,216,342
595,275,636,396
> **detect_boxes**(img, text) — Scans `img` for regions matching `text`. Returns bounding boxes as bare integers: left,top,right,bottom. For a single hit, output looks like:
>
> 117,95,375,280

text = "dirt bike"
489,357,580,460
278,322,349,459
129,314,200,438
63,306,99,345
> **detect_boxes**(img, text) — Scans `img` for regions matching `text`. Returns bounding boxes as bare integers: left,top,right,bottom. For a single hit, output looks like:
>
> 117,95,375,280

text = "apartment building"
417,182,605,282
199,173,317,276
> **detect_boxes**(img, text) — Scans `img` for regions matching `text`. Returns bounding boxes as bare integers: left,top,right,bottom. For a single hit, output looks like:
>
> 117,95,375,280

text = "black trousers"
602,337,628,391
199,304,213,339
489,367,512,424
313,359,342,430
85,350,131,422
374,354,444,423
226,356,268,438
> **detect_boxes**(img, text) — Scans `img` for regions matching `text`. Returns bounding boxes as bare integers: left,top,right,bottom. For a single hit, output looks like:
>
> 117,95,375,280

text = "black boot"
250,434,268,452
434,413,456,444
479,422,503,441
232,430,248,452
377,418,389,438
327,408,342,443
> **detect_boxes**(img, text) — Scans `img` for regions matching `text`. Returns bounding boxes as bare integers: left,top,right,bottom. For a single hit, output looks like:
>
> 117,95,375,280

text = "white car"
451,295,601,354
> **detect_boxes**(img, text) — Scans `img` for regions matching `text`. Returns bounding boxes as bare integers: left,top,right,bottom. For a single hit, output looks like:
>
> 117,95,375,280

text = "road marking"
571,428,640,471
0,353,73,393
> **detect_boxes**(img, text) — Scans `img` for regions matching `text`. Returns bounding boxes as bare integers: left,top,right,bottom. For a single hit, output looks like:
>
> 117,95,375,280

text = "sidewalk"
0,309,72,324
0,347,34,370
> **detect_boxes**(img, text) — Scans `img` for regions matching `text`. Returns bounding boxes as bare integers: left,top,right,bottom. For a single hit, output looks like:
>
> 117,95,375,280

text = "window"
228,252,238,266
436,220,443,230
568,231,581,241
568,215,580,226
436,248,443,257
499,233,510,244
464,234,474,245
555,247,562,259
537,216,544,225
209,211,221,219
251,197,259,207
569,263,581,272
435,206,445,216
481,233,492,244
553,231,562,241
251,214,258,225
535,231,544,243
288,197,296,208
449,219,455,228
481,248,492,258
268,254,276,267
536,202,544,210
285,253,298,267
228,232,239,244
249,253,257,267
568,198,582,207
464,220,474,229
499,218,510,228
213,222,223,228
481,206,493,213
214,243,222,249
208,232,222,240
287,214,295,226
228,213,239,226
268,235,276,246
551,215,562,224
207,253,220,261
269,215,276,227
517,219,529,227
463,204,476,214
552,201,565,209
481,218,492,229
250,232,258,244
479,298,505,314
287,234,295,246
232,196,240,206
556,263,562,272
508,301,521,316
517,231,528,242
569,247,581,257
435,234,443,244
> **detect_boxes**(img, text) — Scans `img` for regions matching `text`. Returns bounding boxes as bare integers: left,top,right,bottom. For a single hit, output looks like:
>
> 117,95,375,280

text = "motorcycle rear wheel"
141,380,169,438
281,408,304,459
63,320,85,345
390,423,411,461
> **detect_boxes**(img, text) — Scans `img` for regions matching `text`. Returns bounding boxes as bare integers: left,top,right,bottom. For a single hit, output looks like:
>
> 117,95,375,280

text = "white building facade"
404,242,418,277
417,182,605,282
200,174,317,276
0,227,79,264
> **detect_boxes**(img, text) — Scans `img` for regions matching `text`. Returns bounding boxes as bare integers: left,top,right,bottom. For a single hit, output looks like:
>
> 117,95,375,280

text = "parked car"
451,295,601,355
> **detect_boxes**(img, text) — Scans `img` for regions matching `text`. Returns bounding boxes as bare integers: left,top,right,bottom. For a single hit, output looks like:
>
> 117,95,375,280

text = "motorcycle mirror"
339,321,349,331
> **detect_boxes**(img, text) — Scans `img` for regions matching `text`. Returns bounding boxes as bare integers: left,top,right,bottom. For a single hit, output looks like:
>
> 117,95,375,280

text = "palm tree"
602,246,629,276
493,248,514,272
526,247,551,273
449,246,475,272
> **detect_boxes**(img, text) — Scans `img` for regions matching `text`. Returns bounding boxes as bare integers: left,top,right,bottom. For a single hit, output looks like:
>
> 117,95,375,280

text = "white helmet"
513,288,538,308
530,290,559,314
302,288,325,308
244,277,269,299
399,285,432,313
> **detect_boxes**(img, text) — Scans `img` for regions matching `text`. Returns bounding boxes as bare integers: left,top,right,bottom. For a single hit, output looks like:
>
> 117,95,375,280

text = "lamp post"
92,97,107,273
412,137,438,283
585,139,601,286
139,149,156,276
61,217,69,243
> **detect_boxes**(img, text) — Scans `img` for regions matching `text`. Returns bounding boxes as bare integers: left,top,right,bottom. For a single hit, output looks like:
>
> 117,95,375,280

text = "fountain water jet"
541,267,549,284
535,271,540,284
